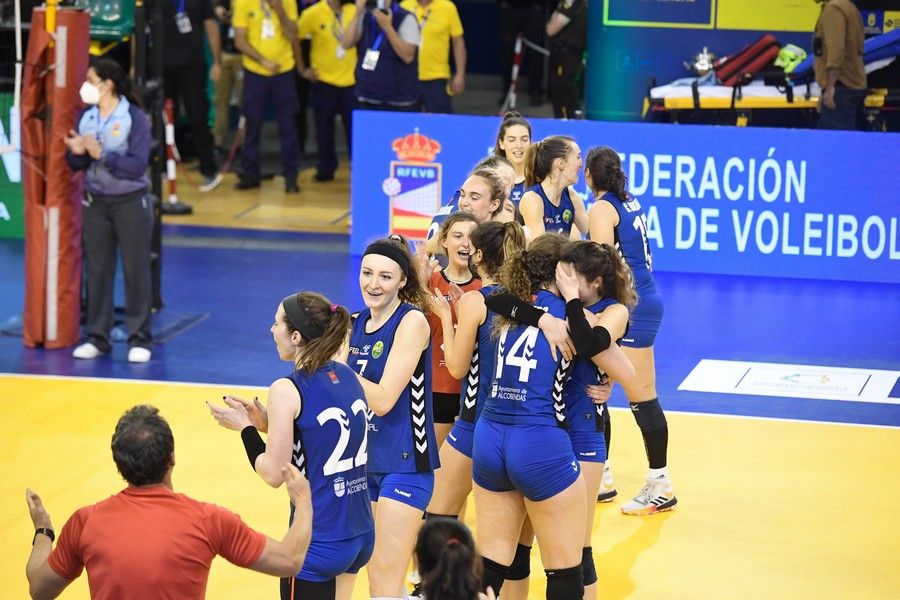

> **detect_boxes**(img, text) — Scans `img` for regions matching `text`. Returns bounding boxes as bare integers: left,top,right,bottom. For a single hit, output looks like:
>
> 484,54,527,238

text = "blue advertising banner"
351,111,900,284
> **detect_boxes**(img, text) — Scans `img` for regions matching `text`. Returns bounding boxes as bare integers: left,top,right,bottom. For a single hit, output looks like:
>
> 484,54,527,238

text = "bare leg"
367,498,424,598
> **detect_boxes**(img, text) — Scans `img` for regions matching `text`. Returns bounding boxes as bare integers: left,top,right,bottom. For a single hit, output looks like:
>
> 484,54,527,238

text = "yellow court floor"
2,374,899,599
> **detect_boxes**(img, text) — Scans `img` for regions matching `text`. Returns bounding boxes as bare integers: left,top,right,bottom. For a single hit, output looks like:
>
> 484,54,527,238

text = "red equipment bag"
715,34,781,86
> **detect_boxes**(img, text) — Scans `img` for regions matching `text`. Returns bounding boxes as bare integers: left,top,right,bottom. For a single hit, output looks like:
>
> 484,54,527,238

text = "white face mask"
79,81,101,105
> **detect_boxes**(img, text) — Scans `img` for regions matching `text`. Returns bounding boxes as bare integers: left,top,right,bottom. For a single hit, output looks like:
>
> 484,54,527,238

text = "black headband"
282,295,325,340
363,239,411,276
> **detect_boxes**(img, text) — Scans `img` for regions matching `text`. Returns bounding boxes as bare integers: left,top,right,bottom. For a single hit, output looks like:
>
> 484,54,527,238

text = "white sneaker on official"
621,475,677,515
597,464,618,502
72,342,104,360
128,347,152,363
199,173,223,192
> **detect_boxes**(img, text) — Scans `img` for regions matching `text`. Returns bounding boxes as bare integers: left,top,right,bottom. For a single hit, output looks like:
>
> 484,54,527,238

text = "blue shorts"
297,530,375,582
622,288,664,348
472,418,580,502
368,471,434,511
446,419,476,459
569,430,608,463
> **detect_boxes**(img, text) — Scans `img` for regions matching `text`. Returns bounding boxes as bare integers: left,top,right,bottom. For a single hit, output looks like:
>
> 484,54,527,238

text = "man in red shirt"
24,404,312,599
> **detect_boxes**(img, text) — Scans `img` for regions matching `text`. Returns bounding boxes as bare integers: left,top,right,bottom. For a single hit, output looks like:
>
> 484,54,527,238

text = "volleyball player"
585,146,677,515
493,111,532,207
208,292,374,600
472,233,587,600
346,236,440,599
425,221,526,523
428,212,482,447
555,241,636,599
519,136,589,238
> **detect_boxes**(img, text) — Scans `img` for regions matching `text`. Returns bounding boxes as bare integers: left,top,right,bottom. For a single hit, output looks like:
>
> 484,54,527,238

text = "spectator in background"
342,0,421,111
65,59,154,364
297,0,359,182
498,0,547,107
24,405,312,599
162,0,223,191
545,0,586,119
400,0,466,114
813,0,866,130
213,0,243,152
233,0,302,193
294,0,317,159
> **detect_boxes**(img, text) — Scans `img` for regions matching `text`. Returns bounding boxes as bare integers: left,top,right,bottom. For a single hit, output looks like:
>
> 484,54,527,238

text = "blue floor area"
2,232,899,427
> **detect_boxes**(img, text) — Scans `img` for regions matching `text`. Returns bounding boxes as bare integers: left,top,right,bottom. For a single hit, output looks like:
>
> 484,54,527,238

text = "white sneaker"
72,342,104,359
198,173,223,192
621,475,677,515
597,464,618,502
128,347,152,363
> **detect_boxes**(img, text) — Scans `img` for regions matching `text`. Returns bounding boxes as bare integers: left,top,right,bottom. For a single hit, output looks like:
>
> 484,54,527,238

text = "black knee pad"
281,577,336,600
545,564,584,600
581,546,597,586
630,398,667,433
506,543,532,581
481,556,510,597
424,511,458,521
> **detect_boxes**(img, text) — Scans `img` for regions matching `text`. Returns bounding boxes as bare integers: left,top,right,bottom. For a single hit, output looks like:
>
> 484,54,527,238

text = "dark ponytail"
524,135,574,187
90,57,143,109
416,518,482,600
560,241,638,308
469,220,526,281
282,292,352,374
584,146,629,202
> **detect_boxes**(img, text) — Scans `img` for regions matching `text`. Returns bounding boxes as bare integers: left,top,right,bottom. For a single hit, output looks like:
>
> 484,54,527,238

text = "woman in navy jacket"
65,58,154,363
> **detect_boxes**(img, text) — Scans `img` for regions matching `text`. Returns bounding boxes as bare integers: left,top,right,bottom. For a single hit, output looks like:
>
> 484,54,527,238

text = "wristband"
240,425,266,469
33,528,55,545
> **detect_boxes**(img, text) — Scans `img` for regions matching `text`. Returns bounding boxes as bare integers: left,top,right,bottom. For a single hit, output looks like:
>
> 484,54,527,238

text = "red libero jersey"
427,270,481,394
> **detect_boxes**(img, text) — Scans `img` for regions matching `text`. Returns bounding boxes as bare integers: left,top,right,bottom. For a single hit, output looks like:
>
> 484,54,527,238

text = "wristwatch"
33,528,55,545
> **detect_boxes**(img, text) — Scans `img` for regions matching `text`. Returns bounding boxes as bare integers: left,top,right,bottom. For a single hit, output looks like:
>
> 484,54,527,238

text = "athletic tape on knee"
581,547,597,586
481,556,510,597
630,398,667,432
506,543,532,580
545,564,584,600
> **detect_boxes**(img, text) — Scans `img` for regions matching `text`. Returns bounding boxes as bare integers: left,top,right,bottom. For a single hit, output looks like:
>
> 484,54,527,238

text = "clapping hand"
82,134,102,160
64,130,86,155
207,396,260,431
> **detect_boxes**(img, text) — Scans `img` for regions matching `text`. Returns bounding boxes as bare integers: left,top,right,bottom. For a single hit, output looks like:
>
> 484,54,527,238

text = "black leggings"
281,576,336,600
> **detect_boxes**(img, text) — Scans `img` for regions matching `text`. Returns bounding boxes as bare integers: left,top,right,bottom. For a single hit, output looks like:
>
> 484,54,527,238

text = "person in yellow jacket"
233,0,302,192
297,0,359,181
400,0,466,113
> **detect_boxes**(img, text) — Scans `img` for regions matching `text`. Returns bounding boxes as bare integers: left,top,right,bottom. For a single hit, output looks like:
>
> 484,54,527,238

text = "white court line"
3,372,899,430
679,359,900,405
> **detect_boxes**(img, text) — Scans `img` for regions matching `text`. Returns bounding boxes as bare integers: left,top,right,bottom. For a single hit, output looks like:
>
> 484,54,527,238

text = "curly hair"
560,241,638,308
496,233,568,332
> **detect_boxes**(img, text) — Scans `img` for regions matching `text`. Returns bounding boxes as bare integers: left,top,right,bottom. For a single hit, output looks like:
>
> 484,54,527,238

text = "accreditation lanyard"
331,10,344,43
416,8,430,31
367,3,398,52
174,0,193,34
260,1,276,40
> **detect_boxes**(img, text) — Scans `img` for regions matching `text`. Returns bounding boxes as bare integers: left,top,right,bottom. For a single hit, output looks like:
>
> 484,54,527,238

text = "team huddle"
209,111,676,600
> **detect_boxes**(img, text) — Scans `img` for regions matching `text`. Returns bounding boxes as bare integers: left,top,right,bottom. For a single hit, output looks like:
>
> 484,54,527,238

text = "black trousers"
500,3,546,96
817,84,867,131
82,190,153,350
164,65,217,178
312,81,356,177
549,49,583,119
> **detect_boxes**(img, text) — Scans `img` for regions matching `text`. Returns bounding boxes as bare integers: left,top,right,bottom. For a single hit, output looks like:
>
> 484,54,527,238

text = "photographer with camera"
342,0,420,111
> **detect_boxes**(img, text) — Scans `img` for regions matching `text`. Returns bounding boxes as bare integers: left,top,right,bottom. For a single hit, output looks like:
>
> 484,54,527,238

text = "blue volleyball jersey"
563,297,618,434
288,362,375,541
425,189,461,245
510,181,526,208
527,183,575,236
482,290,573,427
458,284,500,424
349,303,440,474
596,192,655,290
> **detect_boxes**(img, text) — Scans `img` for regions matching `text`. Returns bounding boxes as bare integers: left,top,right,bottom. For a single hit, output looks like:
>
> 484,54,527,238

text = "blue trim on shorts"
446,419,475,458
296,530,375,581
368,471,434,511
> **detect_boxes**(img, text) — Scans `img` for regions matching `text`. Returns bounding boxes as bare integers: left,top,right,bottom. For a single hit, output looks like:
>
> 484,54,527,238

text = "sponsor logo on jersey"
372,341,384,359
334,477,346,497
563,209,572,224
328,371,340,384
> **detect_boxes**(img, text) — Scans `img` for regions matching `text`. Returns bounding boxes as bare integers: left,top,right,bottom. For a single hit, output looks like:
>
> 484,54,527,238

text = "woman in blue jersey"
556,240,636,600
208,291,375,600
425,221,527,524
472,233,587,600
585,146,677,516
519,135,589,239
494,111,532,208
346,236,441,599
